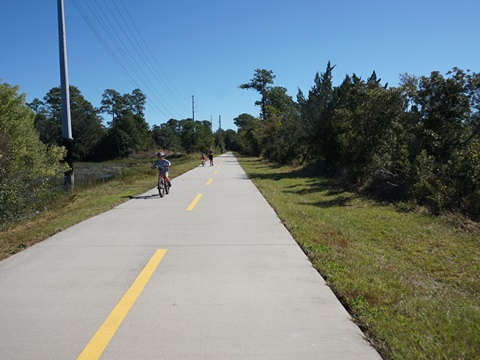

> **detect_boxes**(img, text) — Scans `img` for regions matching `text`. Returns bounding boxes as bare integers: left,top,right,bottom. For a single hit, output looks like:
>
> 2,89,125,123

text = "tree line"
2,63,479,226
0,82,231,227
28,86,229,161
236,65,480,219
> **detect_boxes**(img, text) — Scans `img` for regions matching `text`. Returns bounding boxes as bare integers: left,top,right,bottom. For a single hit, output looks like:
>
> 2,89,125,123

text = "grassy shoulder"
0,154,199,261
237,156,480,360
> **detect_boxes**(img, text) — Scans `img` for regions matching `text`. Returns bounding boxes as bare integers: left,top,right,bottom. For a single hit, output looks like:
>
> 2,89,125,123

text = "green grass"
0,153,199,260
237,156,480,360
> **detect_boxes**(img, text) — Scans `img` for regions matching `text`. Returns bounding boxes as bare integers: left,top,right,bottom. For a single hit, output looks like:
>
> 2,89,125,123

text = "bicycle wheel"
158,177,164,197
165,180,170,195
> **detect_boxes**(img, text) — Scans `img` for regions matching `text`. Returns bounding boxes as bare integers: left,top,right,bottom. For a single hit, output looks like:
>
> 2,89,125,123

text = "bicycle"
152,161,170,198
157,174,170,198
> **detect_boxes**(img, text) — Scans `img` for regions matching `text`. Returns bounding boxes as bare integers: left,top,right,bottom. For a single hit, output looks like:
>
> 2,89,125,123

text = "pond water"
72,163,130,187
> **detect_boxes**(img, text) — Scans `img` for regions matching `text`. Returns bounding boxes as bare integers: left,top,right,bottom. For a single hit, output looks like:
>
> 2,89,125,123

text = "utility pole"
57,0,74,187
192,95,195,121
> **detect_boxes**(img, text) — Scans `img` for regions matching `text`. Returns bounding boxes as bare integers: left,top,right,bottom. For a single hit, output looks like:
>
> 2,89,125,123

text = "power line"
71,0,166,119
117,0,190,111
84,0,179,118
69,0,190,121
95,0,177,116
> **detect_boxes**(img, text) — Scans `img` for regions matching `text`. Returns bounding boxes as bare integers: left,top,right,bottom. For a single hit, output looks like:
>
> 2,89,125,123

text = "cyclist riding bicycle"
151,152,172,187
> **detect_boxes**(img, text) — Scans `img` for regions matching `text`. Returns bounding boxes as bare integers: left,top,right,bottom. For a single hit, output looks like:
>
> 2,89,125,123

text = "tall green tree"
99,89,124,124
223,129,241,151
151,123,183,152
29,86,105,161
259,86,302,163
29,97,60,146
234,113,261,156
30,86,106,161
0,81,67,226
179,119,214,153
239,69,275,119
334,77,408,184
298,61,337,165
401,68,480,160
99,88,150,157
400,68,480,214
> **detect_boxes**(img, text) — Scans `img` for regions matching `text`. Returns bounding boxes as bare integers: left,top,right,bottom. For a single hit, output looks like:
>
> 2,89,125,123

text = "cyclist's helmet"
157,152,165,157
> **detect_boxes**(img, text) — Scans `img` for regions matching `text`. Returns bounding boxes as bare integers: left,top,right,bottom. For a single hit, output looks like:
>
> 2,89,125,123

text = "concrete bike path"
0,153,381,359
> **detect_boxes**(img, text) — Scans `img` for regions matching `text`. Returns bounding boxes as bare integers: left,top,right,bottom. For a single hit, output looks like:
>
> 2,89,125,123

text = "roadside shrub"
0,81,67,229
409,144,480,219
445,142,480,218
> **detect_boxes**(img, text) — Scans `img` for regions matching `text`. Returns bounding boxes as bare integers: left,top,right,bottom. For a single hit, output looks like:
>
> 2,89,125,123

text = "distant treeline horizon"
1,63,479,226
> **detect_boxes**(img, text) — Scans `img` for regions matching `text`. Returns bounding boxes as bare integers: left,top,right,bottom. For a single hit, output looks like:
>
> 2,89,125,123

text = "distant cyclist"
151,152,172,187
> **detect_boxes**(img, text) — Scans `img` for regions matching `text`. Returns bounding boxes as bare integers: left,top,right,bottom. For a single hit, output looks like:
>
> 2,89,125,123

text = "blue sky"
1,0,479,131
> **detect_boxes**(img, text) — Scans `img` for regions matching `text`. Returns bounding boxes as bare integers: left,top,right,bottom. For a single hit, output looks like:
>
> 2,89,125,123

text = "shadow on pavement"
124,194,159,200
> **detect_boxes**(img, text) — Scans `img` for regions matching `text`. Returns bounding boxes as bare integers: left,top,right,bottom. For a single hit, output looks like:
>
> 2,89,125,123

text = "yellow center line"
77,249,167,360
213,170,218,176
186,193,202,211
206,178,213,186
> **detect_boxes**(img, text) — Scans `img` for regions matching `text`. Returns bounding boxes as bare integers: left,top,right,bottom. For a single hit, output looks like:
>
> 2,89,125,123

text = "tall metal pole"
57,0,74,186
192,95,195,121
